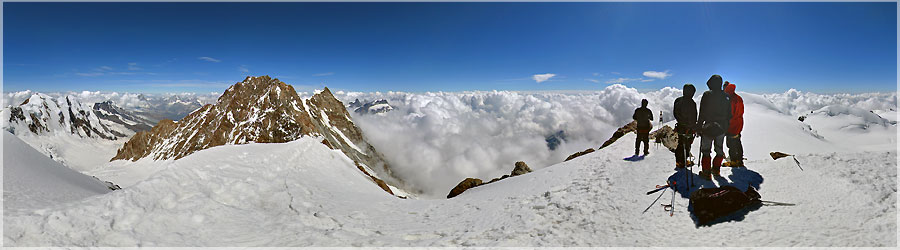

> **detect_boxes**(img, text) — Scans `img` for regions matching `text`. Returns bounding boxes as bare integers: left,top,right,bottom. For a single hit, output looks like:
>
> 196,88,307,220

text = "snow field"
4,126,895,246
3,131,112,211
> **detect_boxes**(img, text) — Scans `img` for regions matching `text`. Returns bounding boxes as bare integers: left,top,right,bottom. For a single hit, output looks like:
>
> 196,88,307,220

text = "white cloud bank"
336,84,682,196
335,87,896,197
532,73,556,83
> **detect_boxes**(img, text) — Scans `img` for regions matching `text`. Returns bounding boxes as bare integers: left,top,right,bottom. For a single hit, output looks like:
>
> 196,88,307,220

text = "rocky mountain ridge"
110,76,404,196
2,93,132,140
93,101,155,133
348,98,394,115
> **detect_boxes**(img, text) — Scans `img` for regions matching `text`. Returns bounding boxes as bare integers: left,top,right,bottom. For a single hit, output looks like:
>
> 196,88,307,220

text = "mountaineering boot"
712,156,724,177
723,160,744,168
675,160,694,170
700,156,712,180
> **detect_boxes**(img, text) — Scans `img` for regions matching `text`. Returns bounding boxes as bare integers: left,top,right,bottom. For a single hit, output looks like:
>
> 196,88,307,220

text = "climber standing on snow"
723,81,745,167
673,83,698,169
697,75,731,180
632,99,653,156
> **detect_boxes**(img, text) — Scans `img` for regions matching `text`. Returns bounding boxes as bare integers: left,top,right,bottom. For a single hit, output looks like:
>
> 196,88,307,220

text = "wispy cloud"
532,73,556,83
605,77,656,84
128,62,142,70
643,70,672,79
592,72,601,77
611,72,621,75
606,77,636,84
75,64,153,77
239,65,249,73
312,72,334,77
198,57,221,63
585,78,600,83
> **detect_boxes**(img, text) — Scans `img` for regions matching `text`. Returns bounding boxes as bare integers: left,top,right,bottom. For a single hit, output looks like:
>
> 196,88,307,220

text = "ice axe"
770,152,803,171
642,181,675,214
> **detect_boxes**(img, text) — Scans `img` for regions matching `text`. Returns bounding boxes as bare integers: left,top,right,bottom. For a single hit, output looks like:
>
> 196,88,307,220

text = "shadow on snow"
665,166,766,227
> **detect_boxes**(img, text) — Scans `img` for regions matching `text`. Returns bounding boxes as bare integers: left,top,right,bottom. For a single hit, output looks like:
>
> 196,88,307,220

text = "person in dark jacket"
723,81,745,167
697,75,731,180
632,99,653,156
673,84,698,169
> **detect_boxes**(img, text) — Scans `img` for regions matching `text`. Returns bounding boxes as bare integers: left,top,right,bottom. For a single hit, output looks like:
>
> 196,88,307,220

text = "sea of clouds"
333,85,682,196
332,85,897,197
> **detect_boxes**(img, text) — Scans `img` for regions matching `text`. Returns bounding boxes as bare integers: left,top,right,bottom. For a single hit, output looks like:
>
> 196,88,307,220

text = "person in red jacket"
723,81,744,167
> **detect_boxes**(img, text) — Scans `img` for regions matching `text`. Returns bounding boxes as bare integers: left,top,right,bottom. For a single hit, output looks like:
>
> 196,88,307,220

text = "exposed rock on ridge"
348,99,394,115
3,94,124,140
93,101,155,133
110,76,401,195
447,161,532,198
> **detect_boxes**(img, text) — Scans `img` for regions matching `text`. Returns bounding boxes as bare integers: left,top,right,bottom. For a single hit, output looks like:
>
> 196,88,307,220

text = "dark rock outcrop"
447,161,534,198
564,121,637,162
649,125,678,152
545,130,566,150
599,121,637,149
447,178,483,198
565,148,596,161
511,161,532,176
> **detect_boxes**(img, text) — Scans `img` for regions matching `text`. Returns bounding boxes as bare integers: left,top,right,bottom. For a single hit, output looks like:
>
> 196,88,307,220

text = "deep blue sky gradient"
3,2,897,93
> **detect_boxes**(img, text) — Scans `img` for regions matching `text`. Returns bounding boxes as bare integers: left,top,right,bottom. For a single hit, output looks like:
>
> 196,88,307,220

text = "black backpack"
689,186,761,225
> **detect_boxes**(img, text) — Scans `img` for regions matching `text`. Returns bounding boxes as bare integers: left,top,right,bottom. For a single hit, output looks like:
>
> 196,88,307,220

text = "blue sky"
3,2,897,94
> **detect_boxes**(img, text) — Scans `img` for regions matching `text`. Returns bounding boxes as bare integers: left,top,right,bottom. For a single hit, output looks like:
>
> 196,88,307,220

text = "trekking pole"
642,187,667,214
643,181,673,214
760,200,796,206
683,135,691,192
657,111,662,150
669,184,676,216
791,155,804,171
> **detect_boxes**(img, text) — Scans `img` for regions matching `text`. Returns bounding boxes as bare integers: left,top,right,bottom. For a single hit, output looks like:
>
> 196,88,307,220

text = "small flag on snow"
769,151,803,171
769,152,791,160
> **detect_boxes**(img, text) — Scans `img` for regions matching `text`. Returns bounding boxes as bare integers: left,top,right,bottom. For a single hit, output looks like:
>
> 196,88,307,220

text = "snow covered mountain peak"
110,76,405,195
2,93,123,140
348,98,394,115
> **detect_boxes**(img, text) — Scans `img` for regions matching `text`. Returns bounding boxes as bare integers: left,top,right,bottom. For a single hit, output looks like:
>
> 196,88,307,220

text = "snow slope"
3,131,112,211
11,133,129,172
1,93,135,172
4,96,896,246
